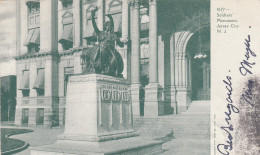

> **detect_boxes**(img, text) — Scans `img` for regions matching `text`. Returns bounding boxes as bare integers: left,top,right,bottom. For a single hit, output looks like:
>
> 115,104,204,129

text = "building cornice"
59,46,90,56
14,51,59,61
14,46,93,60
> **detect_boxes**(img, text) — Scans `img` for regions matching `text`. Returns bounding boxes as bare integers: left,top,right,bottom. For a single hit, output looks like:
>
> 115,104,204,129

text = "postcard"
0,0,259,155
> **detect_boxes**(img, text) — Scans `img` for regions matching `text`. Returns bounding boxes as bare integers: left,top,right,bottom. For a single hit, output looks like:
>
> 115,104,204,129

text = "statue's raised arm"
91,7,100,35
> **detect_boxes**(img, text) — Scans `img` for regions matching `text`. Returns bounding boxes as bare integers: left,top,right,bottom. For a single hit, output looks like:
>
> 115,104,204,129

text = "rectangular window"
22,108,29,125
64,67,74,96
35,15,40,25
19,70,30,97
35,4,40,12
28,2,40,14
33,68,45,96
28,2,40,28
61,0,73,9
22,90,30,97
107,0,122,34
36,108,44,125
36,89,44,96
27,2,40,54
140,7,149,31
28,44,40,53
30,17,34,25
59,24,73,50
24,28,40,53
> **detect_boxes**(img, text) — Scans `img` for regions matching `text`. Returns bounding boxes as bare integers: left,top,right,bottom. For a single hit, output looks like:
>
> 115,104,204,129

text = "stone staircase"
133,100,210,155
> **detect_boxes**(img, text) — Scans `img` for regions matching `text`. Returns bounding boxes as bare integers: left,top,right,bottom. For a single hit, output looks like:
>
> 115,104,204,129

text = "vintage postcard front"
212,0,260,155
0,0,259,155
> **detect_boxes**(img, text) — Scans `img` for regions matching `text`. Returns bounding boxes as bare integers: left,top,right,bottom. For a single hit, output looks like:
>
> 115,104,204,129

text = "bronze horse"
81,7,126,77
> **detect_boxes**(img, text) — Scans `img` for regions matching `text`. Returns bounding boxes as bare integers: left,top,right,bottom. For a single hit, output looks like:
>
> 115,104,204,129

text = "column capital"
129,0,140,8
149,0,157,5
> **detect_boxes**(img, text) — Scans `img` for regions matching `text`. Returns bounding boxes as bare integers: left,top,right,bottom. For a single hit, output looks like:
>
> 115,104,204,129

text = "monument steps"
134,116,210,128
133,100,210,154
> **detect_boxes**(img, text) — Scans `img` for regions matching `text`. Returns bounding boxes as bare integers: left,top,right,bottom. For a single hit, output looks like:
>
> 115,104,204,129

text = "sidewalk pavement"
3,126,64,155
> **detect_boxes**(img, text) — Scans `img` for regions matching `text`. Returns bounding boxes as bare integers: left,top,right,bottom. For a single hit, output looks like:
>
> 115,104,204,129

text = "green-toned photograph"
0,0,210,154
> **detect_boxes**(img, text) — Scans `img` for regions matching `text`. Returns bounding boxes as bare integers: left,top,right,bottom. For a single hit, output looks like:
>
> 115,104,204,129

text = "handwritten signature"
240,80,254,107
217,75,239,155
239,35,256,76
217,34,256,155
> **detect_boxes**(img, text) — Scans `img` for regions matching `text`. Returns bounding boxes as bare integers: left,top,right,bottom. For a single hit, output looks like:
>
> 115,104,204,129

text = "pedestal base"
31,74,163,155
30,137,163,155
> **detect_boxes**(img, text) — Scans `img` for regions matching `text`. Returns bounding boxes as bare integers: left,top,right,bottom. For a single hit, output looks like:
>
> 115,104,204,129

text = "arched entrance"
186,27,210,100
174,14,210,111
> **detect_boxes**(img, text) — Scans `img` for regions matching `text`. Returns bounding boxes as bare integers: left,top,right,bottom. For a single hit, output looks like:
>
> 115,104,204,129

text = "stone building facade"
15,0,210,127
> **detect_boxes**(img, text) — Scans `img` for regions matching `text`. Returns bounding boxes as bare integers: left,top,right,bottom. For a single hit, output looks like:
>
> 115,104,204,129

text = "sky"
0,0,16,77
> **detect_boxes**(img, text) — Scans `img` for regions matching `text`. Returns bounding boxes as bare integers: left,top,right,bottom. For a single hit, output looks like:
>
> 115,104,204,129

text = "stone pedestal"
144,83,164,117
31,74,162,155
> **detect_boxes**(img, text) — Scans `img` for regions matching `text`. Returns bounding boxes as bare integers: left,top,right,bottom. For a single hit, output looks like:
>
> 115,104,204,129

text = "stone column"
175,52,191,113
148,0,158,84
182,55,187,86
73,0,82,47
40,0,59,128
97,0,104,31
20,1,28,55
186,54,192,107
120,0,130,79
57,1,63,51
40,0,58,52
144,0,163,117
122,0,129,41
170,32,177,114
188,55,192,90
130,0,142,117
